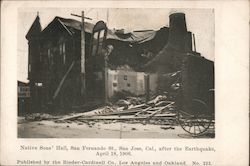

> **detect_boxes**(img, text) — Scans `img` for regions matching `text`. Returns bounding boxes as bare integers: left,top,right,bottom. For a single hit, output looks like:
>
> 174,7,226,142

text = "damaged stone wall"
107,69,158,98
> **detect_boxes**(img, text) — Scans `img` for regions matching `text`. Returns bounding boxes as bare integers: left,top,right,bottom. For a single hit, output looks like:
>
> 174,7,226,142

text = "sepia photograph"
1,1,249,165
17,8,215,139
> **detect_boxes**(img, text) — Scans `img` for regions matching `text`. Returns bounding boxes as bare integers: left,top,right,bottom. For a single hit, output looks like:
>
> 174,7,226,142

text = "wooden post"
145,74,150,102
80,11,86,102
53,61,75,100
70,12,92,104
104,53,108,103
192,33,196,52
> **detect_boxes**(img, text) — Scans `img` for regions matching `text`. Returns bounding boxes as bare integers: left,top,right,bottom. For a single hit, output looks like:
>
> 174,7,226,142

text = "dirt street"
18,119,214,138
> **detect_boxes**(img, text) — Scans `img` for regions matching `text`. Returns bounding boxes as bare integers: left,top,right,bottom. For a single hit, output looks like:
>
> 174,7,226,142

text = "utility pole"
106,9,109,27
192,33,196,52
81,11,86,102
71,11,92,104
104,49,108,104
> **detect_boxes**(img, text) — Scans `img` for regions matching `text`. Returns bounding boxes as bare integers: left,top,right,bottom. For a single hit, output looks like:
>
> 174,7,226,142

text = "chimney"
168,13,188,51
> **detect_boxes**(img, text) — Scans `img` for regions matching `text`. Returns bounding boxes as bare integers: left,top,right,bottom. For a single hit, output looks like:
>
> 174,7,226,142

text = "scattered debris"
161,126,175,130
18,117,26,124
55,94,178,129
25,113,57,121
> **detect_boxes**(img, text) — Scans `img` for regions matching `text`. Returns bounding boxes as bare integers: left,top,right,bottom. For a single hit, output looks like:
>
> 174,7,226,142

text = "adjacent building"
18,81,30,115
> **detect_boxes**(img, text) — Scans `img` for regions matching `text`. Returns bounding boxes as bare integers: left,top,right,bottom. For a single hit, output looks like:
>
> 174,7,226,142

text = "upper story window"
47,48,51,63
113,82,117,87
90,22,108,57
59,42,66,64
91,32,99,57
124,75,127,80
48,48,51,57
98,29,105,55
28,64,31,72
47,48,55,66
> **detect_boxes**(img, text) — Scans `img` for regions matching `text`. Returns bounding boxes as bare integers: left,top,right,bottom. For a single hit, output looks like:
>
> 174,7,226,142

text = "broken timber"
147,102,174,118
77,114,176,121
56,102,176,123
53,61,75,100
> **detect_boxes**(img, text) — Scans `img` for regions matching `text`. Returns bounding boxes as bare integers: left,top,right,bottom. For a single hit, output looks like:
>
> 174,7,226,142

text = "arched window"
89,21,107,57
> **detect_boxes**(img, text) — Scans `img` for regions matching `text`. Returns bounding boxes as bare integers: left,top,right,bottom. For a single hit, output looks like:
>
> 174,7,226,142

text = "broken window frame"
113,82,117,87
47,48,51,64
124,75,128,80
59,42,66,64
63,43,66,64
89,21,108,58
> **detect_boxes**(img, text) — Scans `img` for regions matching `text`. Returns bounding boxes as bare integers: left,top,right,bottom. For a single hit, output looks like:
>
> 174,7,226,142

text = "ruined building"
26,12,210,112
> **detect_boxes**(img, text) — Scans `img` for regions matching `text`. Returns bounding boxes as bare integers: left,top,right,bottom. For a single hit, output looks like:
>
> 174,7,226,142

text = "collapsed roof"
107,30,157,44
26,13,210,73
27,16,160,44
55,16,158,44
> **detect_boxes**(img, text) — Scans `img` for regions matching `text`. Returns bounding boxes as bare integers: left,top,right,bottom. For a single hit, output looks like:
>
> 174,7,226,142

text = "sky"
18,8,214,82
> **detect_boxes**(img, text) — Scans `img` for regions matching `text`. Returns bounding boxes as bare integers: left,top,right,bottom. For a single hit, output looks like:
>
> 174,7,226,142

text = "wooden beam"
78,114,176,120
53,61,75,100
96,108,141,116
147,102,175,118
58,19,73,36
70,13,92,20
80,11,86,102
145,74,150,102
135,107,152,116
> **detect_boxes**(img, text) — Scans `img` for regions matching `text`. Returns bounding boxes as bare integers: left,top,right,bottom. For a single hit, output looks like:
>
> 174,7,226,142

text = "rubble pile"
25,113,59,121
55,95,178,127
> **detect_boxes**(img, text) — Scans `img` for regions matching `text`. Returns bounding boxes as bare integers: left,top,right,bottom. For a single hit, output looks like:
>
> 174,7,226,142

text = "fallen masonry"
54,95,178,127
22,94,214,137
